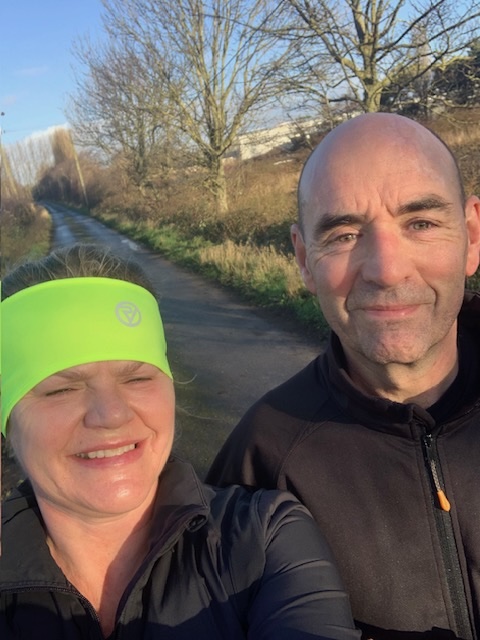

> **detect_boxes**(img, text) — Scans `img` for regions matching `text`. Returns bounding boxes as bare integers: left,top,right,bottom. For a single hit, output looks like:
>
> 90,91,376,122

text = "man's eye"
126,377,151,384
412,220,435,230
329,232,358,244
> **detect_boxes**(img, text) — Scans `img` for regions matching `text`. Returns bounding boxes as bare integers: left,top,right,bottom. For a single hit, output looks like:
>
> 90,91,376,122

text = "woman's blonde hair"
2,243,156,300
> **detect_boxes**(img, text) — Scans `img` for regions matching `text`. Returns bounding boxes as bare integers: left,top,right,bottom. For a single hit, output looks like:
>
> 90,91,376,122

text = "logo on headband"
115,301,142,327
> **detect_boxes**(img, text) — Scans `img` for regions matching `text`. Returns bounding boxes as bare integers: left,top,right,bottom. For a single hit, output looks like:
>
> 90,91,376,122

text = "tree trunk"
211,155,229,217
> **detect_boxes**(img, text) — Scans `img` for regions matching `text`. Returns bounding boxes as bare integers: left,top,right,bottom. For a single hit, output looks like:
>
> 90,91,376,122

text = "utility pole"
0,111,4,210
68,129,89,209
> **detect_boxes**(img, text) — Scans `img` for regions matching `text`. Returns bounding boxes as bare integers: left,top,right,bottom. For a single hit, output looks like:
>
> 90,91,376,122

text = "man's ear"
291,223,317,294
465,195,480,277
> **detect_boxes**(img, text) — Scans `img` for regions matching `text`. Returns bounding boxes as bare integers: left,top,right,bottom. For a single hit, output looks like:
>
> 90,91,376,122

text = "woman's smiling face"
9,360,175,521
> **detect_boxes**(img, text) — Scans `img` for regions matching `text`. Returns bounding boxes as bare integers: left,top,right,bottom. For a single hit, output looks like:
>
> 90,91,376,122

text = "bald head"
298,113,465,231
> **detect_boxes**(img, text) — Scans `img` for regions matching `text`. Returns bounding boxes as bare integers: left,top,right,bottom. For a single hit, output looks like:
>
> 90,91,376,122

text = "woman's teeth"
76,444,136,459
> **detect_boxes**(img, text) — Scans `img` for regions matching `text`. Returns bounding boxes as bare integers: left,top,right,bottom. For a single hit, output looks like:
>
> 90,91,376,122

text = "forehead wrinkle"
309,193,456,243
297,114,465,229
50,361,144,381
303,164,458,233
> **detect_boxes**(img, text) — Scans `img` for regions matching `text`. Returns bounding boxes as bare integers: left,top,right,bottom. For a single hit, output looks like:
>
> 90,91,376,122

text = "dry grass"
424,107,480,196
198,239,304,299
2,198,52,274
228,156,301,220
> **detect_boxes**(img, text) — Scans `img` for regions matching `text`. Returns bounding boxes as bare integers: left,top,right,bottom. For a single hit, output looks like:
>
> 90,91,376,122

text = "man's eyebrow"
396,195,453,215
312,213,365,239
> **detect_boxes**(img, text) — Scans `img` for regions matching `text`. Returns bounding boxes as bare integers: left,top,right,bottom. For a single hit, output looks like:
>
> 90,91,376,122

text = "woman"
0,244,359,639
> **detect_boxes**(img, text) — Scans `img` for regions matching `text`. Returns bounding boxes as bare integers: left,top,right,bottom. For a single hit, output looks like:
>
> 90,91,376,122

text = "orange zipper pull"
437,490,451,512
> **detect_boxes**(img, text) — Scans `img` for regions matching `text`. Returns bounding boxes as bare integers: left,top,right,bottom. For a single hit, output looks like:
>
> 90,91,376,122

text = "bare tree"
3,133,54,191
96,0,292,215
48,129,90,207
1,145,21,201
283,0,480,113
68,32,181,193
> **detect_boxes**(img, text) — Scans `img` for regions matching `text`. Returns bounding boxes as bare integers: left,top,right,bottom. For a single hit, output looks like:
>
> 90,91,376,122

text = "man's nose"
83,387,134,429
359,227,414,287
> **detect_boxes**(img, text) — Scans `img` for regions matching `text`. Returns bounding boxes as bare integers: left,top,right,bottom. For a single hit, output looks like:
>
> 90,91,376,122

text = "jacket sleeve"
244,490,360,640
206,400,287,489
207,358,322,490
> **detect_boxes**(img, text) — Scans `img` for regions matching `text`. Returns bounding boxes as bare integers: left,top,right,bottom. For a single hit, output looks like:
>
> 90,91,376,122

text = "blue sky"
0,0,104,145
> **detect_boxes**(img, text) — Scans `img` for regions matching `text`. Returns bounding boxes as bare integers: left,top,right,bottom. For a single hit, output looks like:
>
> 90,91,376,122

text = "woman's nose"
83,387,134,429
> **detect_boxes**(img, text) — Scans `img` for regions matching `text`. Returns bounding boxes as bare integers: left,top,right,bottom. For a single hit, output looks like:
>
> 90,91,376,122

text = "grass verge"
2,202,52,273
91,210,330,336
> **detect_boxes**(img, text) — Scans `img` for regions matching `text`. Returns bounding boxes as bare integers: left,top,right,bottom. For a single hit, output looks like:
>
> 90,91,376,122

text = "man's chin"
357,337,430,367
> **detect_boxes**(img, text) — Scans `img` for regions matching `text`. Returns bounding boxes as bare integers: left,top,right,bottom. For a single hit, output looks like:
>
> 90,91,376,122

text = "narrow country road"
10,204,326,484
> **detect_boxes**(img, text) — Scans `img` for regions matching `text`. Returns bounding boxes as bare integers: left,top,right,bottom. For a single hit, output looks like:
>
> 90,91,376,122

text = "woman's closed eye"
45,387,78,397
125,376,153,384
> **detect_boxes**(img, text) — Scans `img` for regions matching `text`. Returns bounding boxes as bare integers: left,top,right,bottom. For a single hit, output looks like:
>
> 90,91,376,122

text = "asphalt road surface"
4,203,326,490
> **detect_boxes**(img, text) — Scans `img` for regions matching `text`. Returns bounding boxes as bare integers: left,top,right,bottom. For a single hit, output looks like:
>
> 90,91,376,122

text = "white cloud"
0,94,19,107
15,65,49,78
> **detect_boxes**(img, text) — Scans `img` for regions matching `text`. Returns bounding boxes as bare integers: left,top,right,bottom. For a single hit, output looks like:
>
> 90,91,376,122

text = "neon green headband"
1,277,172,435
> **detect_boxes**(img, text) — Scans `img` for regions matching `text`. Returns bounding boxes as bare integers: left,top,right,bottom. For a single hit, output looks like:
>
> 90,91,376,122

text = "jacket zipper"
422,432,474,640
422,433,451,512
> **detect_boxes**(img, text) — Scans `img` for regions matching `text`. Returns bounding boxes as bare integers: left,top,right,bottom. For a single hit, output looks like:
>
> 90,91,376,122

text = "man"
207,113,480,639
